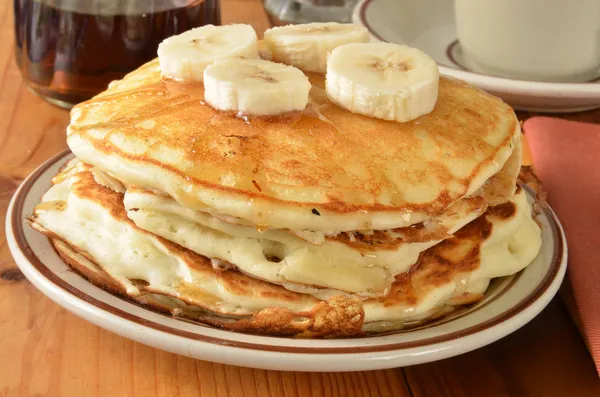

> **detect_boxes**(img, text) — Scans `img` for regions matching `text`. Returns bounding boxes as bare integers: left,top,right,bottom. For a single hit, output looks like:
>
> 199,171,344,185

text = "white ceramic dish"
353,0,600,113
6,150,567,372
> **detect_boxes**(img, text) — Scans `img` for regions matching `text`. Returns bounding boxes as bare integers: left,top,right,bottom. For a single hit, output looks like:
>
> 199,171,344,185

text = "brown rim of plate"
10,149,564,354
358,0,600,84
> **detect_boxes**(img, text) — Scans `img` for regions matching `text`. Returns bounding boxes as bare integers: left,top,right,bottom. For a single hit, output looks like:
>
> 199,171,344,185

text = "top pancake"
67,59,520,231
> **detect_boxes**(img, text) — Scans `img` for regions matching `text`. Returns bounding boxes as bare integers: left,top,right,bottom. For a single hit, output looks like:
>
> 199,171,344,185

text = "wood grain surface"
1,1,599,396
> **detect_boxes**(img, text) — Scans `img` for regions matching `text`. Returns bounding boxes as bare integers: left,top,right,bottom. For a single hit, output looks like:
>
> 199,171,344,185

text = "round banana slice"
326,43,439,122
203,58,311,116
264,22,369,73
157,24,259,82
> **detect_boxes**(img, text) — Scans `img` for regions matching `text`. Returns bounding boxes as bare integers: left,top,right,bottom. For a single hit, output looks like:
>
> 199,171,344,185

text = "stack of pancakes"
30,59,542,336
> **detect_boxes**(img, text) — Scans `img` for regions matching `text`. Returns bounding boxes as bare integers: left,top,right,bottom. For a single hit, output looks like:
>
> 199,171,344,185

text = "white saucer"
353,0,600,113
6,150,567,372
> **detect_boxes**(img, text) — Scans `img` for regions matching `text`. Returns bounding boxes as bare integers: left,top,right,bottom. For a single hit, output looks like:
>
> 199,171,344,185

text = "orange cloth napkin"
523,117,600,374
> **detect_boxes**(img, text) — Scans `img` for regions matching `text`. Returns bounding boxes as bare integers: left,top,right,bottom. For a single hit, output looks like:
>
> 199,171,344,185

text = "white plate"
6,150,567,372
353,0,600,113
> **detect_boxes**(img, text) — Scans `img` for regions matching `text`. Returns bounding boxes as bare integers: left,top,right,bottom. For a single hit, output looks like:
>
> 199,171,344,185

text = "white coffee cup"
454,0,600,82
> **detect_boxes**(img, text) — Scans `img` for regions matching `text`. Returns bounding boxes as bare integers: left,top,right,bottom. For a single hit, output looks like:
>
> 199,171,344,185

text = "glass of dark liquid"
14,0,221,108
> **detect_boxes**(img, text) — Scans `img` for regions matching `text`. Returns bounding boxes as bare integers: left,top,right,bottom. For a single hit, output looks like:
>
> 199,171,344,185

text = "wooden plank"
404,300,600,397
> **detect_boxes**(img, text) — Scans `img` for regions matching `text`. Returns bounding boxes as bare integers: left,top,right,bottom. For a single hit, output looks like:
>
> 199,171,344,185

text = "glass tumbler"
264,0,358,25
13,0,221,108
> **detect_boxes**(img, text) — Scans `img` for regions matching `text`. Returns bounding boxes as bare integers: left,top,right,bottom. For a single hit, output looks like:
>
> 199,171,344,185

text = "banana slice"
264,23,369,73
203,58,311,116
157,24,259,82
326,43,439,122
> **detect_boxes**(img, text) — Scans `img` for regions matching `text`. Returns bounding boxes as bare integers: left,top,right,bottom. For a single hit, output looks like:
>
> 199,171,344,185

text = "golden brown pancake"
29,163,541,336
67,58,521,231
29,48,541,337
122,180,490,298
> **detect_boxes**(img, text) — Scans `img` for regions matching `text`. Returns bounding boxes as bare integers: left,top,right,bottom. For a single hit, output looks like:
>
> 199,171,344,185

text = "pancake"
67,58,521,232
123,184,485,298
362,185,542,331
28,163,541,336
32,162,320,315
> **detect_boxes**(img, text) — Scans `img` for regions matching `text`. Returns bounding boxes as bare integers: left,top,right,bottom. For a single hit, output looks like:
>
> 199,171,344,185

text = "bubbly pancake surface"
123,185,486,298
29,163,541,336
67,59,520,231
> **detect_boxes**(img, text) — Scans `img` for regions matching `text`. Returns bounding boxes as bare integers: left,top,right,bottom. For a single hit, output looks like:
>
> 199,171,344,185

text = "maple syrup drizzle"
34,200,67,214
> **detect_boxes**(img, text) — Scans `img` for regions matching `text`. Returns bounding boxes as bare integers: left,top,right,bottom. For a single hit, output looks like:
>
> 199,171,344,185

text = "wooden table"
1,1,599,396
